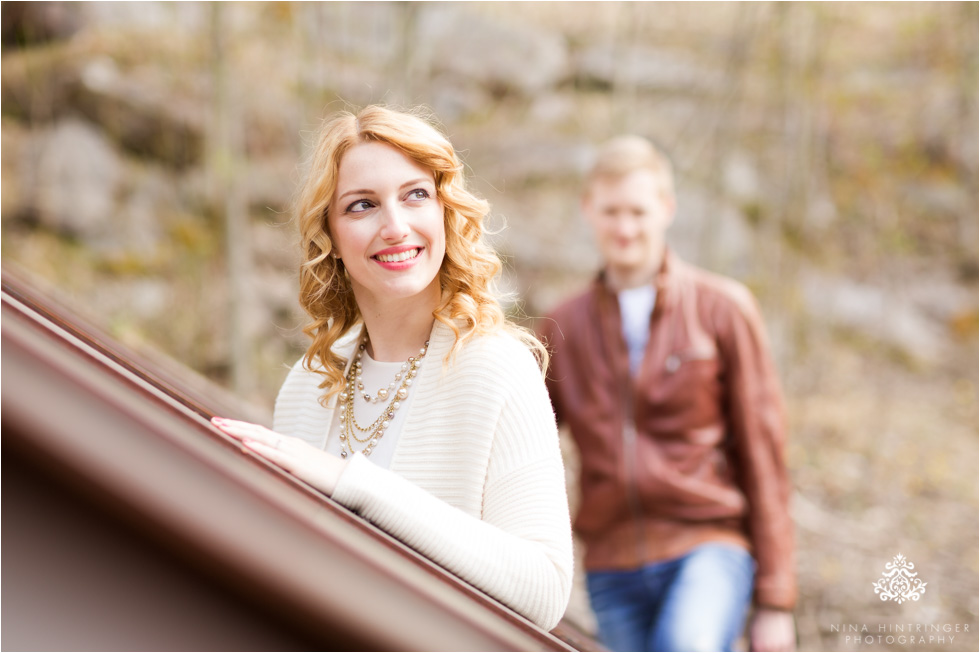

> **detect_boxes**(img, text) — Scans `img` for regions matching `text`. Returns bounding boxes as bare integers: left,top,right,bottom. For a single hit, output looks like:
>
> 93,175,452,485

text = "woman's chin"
366,276,441,307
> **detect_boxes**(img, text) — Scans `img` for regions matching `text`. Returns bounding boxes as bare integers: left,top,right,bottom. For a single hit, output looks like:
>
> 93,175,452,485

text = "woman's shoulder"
274,357,325,421
275,329,360,411
280,355,321,389
282,327,361,377
454,327,544,380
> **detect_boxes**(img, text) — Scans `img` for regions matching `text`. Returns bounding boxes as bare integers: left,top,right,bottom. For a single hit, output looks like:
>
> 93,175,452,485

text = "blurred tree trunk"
610,2,640,134
767,2,829,391
392,2,426,107
692,1,760,273
209,3,253,398
954,2,979,251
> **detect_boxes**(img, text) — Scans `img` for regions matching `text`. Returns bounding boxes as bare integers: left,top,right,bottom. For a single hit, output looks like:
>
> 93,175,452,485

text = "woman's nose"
379,205,411,240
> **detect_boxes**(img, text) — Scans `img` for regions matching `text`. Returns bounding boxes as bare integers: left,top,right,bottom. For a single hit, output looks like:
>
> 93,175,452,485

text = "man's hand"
750,608,796,652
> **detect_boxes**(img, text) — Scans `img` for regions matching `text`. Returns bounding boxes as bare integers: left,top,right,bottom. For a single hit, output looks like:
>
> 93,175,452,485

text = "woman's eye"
347,199,373,213
408,189,430,201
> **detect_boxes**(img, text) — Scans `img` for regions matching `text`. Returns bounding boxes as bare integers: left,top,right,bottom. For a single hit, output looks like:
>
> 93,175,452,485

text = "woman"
211,105,573,630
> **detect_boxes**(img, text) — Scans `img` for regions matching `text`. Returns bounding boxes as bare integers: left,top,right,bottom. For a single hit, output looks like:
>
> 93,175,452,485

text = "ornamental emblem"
872,554,927,604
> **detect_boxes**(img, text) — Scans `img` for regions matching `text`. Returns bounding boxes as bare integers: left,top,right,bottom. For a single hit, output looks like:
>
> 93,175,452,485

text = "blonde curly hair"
295,105,545,402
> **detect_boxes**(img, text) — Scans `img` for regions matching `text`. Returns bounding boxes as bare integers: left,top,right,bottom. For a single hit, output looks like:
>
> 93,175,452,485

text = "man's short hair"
586,135,674,198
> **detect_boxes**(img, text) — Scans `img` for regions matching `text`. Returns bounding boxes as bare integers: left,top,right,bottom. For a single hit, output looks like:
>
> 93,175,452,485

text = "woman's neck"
357,290,439,362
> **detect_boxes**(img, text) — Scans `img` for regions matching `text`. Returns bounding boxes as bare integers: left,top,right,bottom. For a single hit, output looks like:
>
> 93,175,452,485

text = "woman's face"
327,141,446,313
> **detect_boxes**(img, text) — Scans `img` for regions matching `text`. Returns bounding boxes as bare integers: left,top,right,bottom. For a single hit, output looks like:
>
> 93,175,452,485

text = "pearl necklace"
337,337,429,459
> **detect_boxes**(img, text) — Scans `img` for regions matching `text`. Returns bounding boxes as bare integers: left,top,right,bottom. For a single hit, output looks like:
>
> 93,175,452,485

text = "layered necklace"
337,336,429,459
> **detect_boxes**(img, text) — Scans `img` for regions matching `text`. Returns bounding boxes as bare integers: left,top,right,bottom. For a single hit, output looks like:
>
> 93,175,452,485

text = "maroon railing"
2,267,599,652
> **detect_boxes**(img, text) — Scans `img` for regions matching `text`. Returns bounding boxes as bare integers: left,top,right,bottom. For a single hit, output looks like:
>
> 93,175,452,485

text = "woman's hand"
211,417,347,496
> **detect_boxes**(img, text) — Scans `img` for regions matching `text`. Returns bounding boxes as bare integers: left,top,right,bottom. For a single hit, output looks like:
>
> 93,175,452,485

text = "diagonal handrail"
2,266,598,651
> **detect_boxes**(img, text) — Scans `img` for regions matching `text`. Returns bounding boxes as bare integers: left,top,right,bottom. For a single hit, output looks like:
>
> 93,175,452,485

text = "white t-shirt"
618,284,657,375
325,350,422,469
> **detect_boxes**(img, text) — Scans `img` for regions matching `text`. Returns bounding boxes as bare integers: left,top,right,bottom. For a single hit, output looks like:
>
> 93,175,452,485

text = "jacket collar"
589,249,678,385
593,247,681,311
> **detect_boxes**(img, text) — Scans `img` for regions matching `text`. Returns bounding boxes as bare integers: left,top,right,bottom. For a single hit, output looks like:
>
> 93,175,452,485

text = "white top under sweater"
324,350,421,468
273,320,574,630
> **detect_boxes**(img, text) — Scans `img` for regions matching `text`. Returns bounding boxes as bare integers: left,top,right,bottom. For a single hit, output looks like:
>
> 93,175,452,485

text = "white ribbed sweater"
273,321,574,630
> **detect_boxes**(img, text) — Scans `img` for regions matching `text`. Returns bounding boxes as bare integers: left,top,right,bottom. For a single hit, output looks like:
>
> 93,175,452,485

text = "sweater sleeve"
330,342,574,631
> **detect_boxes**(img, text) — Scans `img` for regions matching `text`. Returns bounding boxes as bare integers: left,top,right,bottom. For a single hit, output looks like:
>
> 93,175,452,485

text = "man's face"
582,170,675,285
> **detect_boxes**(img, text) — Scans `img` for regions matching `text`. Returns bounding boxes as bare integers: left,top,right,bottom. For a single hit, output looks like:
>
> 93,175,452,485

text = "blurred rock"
722,152,761,203
427,83,490,125
75,55,204,168
419,6,570,97
33,118,122,240
108,164,178,256
574,43,725,94
476,137,593,185
528,93,578,126
804,192,839,231
79,1,208,33
300,2,403,66
245,266,300,339
12,117,188,257
670,183,755,277
903,177,969,217
800,272,948,364
250,219,301,272
177,153,298,225
1,43,83,123
901,272,978,324
92,277,170,321
2,1,83,48
1,119,31,221
242,154,303,216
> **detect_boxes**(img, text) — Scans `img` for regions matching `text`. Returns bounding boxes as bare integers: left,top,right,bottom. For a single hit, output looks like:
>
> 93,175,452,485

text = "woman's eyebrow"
337,188,374,202
337,178,432,203
399,177,435,190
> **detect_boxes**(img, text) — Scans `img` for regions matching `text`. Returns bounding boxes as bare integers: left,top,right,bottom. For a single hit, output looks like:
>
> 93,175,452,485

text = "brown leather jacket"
539,250,796,610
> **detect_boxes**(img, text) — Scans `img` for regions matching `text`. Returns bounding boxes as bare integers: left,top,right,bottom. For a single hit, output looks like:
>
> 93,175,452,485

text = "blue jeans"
586,543,755,652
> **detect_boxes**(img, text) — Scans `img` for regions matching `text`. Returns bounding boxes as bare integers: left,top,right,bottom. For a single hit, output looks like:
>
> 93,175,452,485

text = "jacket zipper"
621,372,646,564
604,276,654,566
620,277,664,565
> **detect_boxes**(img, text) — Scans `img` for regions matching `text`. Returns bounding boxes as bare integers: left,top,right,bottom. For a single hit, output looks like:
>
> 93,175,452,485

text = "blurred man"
539,136,796,652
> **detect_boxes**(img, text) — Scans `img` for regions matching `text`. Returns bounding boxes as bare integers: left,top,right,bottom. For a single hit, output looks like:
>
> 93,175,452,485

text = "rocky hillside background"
2,2,977,650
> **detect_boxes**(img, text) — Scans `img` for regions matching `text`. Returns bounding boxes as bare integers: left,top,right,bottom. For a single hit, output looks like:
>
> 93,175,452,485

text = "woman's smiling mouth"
373,247,422,264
